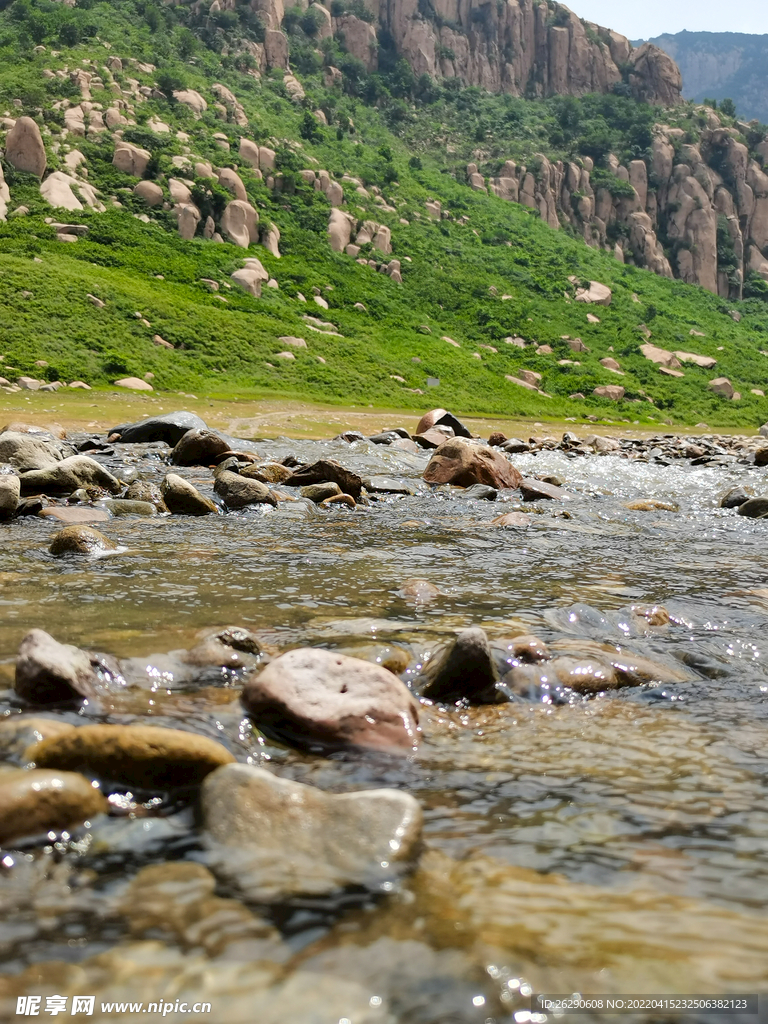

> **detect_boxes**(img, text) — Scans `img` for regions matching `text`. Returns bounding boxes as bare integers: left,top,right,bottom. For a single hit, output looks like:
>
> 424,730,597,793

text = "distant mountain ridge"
642,31,768,123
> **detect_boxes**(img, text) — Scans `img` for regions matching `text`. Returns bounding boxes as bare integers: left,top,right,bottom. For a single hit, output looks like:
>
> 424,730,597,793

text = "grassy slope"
0,2,767,427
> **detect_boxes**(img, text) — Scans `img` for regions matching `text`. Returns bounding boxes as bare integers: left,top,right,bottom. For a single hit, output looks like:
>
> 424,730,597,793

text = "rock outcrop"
4,116,47,177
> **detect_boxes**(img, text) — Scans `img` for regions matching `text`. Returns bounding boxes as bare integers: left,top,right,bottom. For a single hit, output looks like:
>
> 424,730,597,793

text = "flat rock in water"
109,411,207,446
27,724,236,789
241,462,293,484
519,477,568,501
300,481,341,503
161,474,218,515
214,470,277,509
420,627,498,703
100,499,157,517
491,511,529,529
737,497,768,519
413,429,450,449
201,763,423,898
242,647,420,754
364,476,415,495
40,506,111,524
14,629,99,705
0,768,108,844
462,484,497,500
0,431,65,472
49,525,117,555
20,456,121,496
424,438,522,490
415,409,472,438
170,428,232,466
286,459,363,500
124,480,168,511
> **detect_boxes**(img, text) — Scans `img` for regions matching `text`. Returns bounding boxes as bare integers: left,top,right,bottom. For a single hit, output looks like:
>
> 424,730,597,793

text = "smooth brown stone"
40,506,111,524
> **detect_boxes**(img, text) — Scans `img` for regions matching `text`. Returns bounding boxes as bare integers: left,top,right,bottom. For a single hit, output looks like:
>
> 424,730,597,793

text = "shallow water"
2,433,768,1022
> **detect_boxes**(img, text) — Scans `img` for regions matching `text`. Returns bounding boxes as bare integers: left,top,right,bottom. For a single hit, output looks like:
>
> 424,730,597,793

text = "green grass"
0,0,767,428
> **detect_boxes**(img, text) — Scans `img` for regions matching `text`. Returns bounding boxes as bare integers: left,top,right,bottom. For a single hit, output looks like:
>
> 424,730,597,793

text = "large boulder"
134,180,163,206
27,723,235,789
592,385,625,401
423,438,522,490
231,264,268,296
328,208,354,252
575,281,612,305
40,171,86,211
161,474,219,516
239,138,260,167
218,167,247,202
201,763,423,898
221,200,259,248
708,377,734,398
213,469,277,510
628,42,683,106
172,89,207,117
109,411,208,446
241,647,420,754
19,456,121,496
286,459,363,499
5,116,46,177
262,223,280,257
0,769,108,844
170,428,232,466
0,431,65,471
14,629,100,704
176,203,201,241
0,465,20,519
113,140,151,177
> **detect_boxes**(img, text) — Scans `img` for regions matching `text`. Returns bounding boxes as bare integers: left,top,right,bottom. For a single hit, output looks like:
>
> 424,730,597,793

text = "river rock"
415,409,472,438
170,429,232,466
0,431,64,472
301,482,342,502
27,724,236,789
242,647,420,754
161,474,218,515
491,511,529,528
49,525,117,556
40,506,111,525
720,486,752,509
101,499,157,517
286,459,363,500
201,763,423,898
423,438,522,490
124,480,168,511
519,477,569,501
241,462,293,484
0,769,108,844
0,716,76,763
20,456,121,496
0,465,20,518
505,657,618,697
737,497,768,519
213,470,277,510
462,484,497,500
420,627,498,703
110,411,207,446
14,629,100,704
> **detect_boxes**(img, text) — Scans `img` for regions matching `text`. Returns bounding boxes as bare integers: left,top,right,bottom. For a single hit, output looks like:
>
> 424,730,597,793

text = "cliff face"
468,120,768,299
352,0,682,104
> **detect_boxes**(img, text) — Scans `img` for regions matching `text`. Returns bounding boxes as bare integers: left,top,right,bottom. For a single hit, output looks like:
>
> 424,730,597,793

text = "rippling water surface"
2,433,768,1022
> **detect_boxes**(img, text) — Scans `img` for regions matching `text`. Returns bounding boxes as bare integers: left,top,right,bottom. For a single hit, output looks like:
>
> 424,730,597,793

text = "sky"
569,0,768,39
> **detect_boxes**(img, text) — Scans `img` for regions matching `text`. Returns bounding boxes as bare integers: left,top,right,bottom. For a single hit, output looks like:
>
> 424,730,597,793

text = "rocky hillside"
646,31,768,124
0,0,768,427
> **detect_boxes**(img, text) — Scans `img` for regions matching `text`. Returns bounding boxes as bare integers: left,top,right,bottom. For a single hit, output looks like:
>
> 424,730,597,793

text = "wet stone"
240,462,293,484
424,438,522,490
242,647,420,755
286,459,363,500
0,465,20,519
100,499,157,516
519,477,568,501
461,484,497,500
109,411,207,446
14,629,100,705
20,456,122,496
161,473,219,516
420,627,499,704
170,428,232,466
738,497,768,519
0,716,76,764
720,486,752,509
300,481,342,503
213,470,277,510
40,506,111,524
27,723,236,790
202,763,424,899
364,475,415,495
124,479,168,511
0,768,108,844
49,525,117,555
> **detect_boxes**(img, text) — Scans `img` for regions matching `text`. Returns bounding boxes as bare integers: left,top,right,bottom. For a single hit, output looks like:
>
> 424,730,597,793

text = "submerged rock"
27,724,235,789
286,459,363,500
49,525,117,556
202,763,423,898
40,507,111,525
300,482,342,503
241,462,293,484
20,456,122,496
242,647,420,754
161,474,219,515
213,470,277,510
0,464,20,519
0,716,76,763
109,411,208,446
420,627,498,703
100,499,157,517
491,511,529,528
14,629,100,704
520,478,569,501
0,768,108,844
423,438,522,490
720,486,752,509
